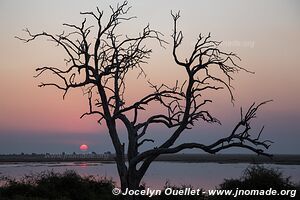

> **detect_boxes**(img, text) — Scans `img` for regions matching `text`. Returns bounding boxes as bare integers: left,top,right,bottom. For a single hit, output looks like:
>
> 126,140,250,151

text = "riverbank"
0,154,300,165
156,154,300,165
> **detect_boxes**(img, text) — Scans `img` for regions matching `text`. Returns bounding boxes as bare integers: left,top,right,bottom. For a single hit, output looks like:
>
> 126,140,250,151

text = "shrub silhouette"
0,170,116,200
0,171,205,200
213,165,299,200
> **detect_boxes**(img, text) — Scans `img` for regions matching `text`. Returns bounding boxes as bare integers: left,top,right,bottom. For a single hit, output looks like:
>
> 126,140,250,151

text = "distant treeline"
156,154,300,165
0,153,114,163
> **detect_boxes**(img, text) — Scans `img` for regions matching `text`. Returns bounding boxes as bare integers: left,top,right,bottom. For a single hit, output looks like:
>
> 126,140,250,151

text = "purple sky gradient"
0,0,299,154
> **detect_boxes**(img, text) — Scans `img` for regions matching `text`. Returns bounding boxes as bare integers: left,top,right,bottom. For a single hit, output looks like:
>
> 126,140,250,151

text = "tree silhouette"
17,1,272,198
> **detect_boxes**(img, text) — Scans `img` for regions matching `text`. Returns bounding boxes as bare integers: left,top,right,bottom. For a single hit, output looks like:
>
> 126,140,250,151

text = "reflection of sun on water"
79,162,88,168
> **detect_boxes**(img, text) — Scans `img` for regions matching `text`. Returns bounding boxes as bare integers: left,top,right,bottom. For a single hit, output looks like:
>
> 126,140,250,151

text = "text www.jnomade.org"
112,187,297,198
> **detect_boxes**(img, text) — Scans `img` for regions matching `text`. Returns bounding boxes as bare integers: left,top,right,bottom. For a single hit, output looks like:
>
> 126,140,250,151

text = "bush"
212,165,299,200
0,172,206,200
0,170,116,200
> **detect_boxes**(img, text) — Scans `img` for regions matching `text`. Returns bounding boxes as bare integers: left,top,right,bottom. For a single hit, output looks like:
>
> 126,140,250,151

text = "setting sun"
79,144,89,151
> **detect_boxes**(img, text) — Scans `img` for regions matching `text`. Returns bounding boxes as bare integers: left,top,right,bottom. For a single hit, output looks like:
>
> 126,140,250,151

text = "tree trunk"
119,166,143,200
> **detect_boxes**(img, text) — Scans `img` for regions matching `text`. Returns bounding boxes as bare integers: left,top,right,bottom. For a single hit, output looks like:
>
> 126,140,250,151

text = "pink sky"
0,0,299,154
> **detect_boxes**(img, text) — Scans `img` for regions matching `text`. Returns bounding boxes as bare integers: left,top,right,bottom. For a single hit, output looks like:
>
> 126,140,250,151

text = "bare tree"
17,1,272,198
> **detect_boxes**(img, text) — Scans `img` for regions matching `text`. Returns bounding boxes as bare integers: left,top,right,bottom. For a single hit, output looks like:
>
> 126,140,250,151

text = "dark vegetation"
0,166,298,200
212,165,299,200
0,170,115,200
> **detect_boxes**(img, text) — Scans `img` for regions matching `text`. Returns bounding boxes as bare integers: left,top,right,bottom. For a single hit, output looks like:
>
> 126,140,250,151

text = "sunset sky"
0,0,299,154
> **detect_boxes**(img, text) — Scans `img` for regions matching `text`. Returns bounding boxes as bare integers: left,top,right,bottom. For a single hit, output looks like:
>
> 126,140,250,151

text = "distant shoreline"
1,154,300,165
156,154,300,165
